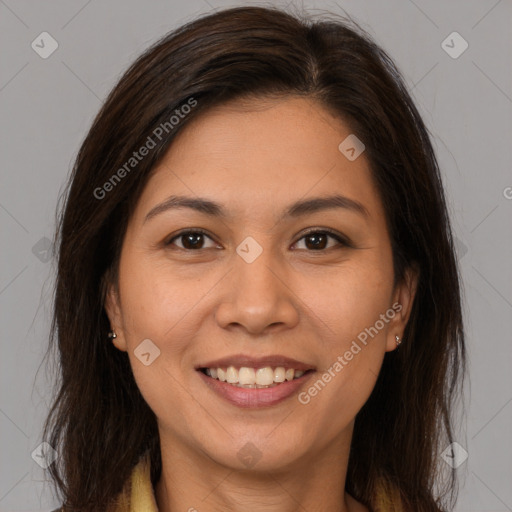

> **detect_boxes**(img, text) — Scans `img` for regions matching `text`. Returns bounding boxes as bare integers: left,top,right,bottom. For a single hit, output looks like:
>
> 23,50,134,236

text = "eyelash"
165,228,351,252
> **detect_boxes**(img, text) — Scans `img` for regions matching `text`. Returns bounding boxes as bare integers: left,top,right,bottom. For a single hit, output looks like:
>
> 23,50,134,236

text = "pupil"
183,233,203,249
306,233,326,250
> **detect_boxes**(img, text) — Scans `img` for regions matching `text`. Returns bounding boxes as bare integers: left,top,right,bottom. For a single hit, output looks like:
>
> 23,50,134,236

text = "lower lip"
197,370,314,408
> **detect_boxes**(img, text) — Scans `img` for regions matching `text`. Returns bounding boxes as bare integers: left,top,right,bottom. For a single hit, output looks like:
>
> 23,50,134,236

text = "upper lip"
196,354,316,371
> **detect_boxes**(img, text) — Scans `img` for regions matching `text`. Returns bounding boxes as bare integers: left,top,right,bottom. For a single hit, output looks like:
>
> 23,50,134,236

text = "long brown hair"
43,5,466,511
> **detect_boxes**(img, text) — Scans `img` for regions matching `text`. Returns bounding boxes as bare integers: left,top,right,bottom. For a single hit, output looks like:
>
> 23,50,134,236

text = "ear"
104,278,128,352
385,264,419,352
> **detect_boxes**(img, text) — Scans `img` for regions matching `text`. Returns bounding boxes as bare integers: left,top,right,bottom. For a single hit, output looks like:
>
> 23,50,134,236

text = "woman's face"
106,96,416,471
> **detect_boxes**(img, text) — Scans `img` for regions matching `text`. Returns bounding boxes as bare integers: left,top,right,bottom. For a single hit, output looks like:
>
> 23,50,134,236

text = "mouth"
198,366,314,388
195,355,316,408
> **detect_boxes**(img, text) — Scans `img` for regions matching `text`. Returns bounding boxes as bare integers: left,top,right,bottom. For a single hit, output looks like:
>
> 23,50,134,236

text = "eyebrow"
144,194,369,224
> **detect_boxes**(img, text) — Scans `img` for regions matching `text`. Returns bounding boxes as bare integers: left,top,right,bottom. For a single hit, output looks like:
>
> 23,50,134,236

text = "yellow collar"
111,450,158,511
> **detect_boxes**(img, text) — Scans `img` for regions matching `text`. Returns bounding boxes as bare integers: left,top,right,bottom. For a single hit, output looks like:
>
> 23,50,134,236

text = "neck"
155,427,360,512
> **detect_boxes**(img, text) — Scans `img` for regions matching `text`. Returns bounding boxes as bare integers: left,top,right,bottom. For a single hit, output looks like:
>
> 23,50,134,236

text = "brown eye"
167,230,218,250
293,230,348,251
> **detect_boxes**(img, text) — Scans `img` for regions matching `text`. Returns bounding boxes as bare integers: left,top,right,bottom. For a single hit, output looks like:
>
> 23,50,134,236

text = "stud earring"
395,335,402,347
108,330,117,339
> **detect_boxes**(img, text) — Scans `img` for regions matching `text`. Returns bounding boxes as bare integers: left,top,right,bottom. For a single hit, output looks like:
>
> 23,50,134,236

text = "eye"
292,229,349,251
165,228,350,252
166,229,219,250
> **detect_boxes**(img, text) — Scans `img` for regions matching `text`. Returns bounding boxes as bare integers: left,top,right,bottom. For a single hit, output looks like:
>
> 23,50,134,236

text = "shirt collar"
112,450,159,511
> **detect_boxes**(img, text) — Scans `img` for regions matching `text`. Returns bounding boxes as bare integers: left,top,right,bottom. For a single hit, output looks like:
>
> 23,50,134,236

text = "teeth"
256,367,274,386
226,366,238,383
274,367,286,383
239,367,256,385
203,365,308,386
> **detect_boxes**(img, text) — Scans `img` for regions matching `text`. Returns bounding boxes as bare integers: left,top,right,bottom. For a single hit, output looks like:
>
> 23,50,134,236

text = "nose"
214,247,300,336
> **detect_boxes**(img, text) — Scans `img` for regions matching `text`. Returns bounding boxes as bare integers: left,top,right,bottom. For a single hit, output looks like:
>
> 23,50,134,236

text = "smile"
196,355,316,408
200,366,308,388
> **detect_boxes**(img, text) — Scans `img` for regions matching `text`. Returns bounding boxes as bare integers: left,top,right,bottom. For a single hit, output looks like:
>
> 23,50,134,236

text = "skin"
106,96,418,512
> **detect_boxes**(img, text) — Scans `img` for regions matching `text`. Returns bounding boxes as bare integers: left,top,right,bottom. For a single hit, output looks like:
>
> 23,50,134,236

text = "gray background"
1,0,511,511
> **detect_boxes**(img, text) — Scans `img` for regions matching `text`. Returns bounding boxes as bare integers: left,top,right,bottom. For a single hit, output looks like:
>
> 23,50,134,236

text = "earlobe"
385,265,419,352
104,284,128,352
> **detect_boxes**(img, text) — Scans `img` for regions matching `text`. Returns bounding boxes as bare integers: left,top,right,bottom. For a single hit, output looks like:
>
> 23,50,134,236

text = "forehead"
133,96,383,224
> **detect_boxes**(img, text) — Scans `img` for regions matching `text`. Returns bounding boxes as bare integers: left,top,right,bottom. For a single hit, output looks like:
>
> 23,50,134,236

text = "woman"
43,5,466,511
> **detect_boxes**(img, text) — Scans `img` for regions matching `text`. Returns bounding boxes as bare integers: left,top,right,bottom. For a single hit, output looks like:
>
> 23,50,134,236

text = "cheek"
298,256,393,406
302,254,394,343
117,257,197,426
119,255,204,348
116,256,219,416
